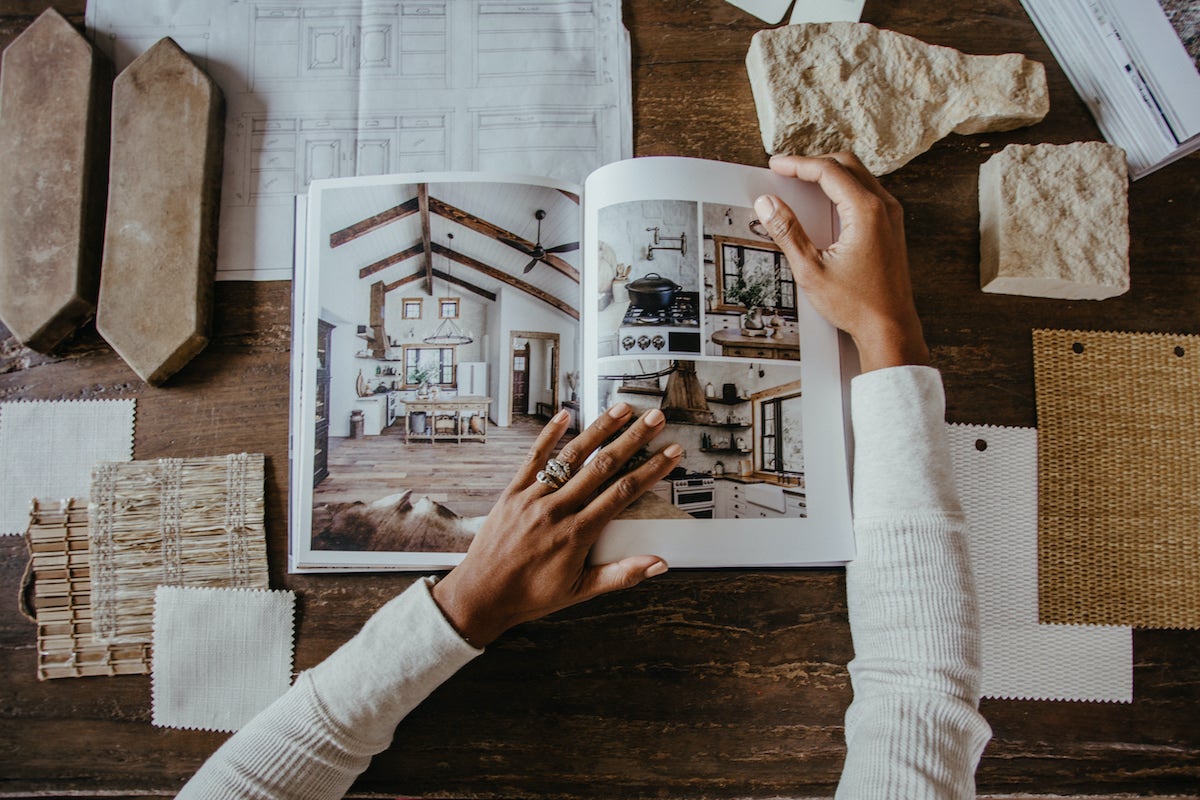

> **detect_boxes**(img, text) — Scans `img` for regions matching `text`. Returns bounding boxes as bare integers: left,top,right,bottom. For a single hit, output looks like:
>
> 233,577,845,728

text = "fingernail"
645,561,669,578
552,409,569,423
608,402,631,419
754,194,777,223
643,408,664,426
663,443,683,458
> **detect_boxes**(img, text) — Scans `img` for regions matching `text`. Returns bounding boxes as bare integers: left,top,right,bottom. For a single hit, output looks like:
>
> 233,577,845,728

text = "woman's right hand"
753,152,930,373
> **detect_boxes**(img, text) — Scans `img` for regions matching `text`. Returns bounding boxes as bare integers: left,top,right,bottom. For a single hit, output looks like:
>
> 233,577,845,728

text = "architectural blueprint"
86,1,632,280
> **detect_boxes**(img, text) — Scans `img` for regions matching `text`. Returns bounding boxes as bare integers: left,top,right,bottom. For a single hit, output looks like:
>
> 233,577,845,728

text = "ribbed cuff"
850,365,962,521
305,578,483,749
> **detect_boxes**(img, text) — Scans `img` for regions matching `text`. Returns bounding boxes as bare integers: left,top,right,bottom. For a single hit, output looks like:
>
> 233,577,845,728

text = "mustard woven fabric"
1033,329,1200,628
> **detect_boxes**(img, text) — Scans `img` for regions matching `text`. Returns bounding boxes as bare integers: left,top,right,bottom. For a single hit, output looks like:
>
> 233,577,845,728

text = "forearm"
836,366,991,799
179,579,482,800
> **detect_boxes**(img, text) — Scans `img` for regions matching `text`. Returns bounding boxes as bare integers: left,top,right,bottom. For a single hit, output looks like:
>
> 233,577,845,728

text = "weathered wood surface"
1,1,1198,797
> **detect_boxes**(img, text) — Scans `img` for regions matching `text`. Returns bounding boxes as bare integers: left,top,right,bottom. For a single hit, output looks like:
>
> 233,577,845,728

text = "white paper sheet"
86,0,632,281
946,423,1133,702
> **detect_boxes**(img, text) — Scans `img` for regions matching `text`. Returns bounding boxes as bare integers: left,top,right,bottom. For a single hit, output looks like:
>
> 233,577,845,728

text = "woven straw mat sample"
25,498,152,680
1033,329,1200,628
88,453,268,644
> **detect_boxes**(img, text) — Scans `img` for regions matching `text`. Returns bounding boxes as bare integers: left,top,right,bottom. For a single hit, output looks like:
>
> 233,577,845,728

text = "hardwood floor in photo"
317,413,574,519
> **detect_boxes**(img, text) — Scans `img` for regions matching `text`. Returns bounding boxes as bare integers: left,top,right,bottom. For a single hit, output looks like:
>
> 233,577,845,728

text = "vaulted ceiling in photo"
321,180,582,319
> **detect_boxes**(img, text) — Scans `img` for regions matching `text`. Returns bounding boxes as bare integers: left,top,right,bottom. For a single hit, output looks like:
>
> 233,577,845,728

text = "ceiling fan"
499,209,579,273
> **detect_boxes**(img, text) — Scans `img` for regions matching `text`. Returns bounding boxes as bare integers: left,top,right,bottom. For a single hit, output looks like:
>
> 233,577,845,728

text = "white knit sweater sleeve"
835,367,993,796
177,577,482,800
835,365,992,799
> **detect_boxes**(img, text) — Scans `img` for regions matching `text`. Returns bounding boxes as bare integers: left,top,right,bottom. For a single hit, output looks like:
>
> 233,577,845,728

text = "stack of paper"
1021,0,1200,178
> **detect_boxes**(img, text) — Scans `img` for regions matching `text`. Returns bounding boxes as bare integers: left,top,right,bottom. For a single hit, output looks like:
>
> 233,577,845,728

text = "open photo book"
289,157,856,572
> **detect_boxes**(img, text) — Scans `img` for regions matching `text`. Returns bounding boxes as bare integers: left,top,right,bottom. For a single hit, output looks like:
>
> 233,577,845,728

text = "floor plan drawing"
86,0,630,280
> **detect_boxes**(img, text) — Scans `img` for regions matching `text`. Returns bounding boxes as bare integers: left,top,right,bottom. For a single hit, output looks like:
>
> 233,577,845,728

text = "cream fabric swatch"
0,400,135,534
152,586,296,732
946,423,1132,702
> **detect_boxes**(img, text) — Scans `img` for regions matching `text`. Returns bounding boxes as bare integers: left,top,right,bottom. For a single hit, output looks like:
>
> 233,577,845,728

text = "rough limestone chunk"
979,142,1129,300
746,22,1049,175
97,38,224,385
0,9,111,353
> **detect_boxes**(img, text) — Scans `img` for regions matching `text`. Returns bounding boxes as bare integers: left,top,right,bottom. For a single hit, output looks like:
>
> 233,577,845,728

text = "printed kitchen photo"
596,357,807,521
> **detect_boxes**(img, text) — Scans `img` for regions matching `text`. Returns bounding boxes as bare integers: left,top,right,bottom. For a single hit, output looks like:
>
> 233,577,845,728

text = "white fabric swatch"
946,423,1133,702
152,586,296,732
0,400,135,534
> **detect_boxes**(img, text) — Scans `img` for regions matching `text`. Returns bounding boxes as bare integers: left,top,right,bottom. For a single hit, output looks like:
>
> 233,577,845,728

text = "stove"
667,470,715,518
618,291,702,356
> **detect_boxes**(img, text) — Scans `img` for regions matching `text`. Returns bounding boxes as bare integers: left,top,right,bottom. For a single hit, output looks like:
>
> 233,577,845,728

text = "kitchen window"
439,297,460,319
402,297,423,319
712,235,797,317
403,345,455,387
754,381,804,478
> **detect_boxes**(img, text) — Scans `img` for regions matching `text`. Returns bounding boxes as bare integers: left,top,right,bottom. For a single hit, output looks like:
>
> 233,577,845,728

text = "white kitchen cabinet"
355,396,386,436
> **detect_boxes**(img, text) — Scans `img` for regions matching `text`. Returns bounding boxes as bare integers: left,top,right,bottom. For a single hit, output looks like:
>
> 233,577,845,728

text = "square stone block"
97,38,223,385
980,142,1129,300
0,9,111,353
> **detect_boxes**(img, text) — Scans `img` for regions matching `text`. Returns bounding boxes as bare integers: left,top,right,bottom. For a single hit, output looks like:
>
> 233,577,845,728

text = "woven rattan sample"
1033,329,1200,628
88,453,268,644
25,498,152,680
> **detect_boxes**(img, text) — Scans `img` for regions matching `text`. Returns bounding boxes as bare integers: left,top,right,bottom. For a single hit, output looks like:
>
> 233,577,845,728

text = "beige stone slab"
0,9,110,353
746,22,1048,175
97,37,223,386
980,142,1129,300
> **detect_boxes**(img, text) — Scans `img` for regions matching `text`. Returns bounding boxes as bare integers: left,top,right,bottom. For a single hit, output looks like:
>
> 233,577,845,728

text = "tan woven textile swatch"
88,453,269,644
1033,329,1200,628
24,498,152,680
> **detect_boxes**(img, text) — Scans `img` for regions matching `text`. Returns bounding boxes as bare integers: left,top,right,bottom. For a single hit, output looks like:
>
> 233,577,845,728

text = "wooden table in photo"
711,327,800,359
403,396,491,444
0,2,1197,798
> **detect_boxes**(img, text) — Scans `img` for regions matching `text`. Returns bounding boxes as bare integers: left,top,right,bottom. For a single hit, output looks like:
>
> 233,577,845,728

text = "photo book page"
289,158,855,571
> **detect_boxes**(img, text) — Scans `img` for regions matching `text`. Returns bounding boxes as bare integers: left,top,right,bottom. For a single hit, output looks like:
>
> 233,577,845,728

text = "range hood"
661,360,715,425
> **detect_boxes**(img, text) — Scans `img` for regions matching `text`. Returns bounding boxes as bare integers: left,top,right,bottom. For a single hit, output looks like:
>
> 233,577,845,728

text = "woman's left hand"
431,403,681,647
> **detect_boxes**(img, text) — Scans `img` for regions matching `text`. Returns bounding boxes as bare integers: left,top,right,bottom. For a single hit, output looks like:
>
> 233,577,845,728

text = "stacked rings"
535,457,572,490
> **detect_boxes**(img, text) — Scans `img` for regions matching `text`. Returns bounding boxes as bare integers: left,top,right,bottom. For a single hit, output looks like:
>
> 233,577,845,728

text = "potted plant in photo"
726,268,775,334
410,361,438,398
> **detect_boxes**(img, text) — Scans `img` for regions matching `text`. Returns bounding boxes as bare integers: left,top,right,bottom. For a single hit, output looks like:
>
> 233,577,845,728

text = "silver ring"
543,457,572,482
536,469,565,490
535,457,572,490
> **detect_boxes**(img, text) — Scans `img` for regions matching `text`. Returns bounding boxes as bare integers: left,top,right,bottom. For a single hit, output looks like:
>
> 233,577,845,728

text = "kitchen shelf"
663,418,750,428
616,386,665,396
705,394,749,405
700,447,752,455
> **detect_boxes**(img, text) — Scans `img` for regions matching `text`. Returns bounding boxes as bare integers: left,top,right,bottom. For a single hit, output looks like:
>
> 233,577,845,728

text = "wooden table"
711,326,801,359
1,2,1198,797
403,396,491,444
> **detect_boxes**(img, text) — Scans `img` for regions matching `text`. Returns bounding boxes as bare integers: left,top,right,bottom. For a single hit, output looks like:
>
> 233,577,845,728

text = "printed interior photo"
702,202,801,362
597,357,807,521
594,199,703,359
308,179,582,553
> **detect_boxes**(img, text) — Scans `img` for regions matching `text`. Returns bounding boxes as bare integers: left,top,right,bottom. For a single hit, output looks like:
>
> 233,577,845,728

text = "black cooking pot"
626,272,681,310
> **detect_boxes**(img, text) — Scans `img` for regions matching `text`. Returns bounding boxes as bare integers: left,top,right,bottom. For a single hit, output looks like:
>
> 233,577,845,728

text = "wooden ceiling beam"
428,196,580,283
359,242,424,279
329,196,419,248
419,183,433,295
431,241,578,320
383,267,496,302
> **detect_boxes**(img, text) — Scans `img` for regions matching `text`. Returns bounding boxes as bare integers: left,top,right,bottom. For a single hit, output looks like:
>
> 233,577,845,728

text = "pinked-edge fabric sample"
0,399,135,534
947,422,1132,702
88,453,268,644
1033,329,1200,628
151,585,295,732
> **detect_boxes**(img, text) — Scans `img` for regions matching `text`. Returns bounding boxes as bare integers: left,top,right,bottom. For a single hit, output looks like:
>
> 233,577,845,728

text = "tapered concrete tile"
0,9,111,353
97,37,223,386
